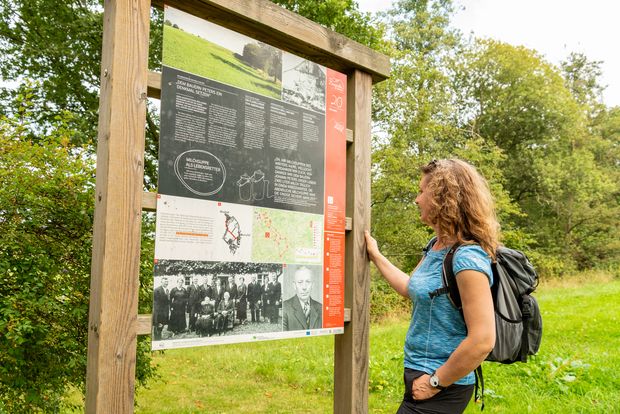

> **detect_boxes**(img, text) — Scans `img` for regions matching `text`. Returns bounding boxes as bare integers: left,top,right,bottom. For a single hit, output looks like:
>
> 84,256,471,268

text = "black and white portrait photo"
282,265,323,331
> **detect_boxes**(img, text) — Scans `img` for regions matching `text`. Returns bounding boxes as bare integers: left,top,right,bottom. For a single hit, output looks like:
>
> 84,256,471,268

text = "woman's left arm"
412,269,495,400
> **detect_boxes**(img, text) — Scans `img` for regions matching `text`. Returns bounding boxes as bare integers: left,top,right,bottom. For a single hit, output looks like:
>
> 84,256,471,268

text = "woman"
236,276,248,324
168,276,188,335
216,291,235,334
195,295,216,337
365,159,498,414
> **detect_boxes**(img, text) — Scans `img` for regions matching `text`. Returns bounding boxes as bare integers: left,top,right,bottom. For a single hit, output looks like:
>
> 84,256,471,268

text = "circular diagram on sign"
173,150,226,196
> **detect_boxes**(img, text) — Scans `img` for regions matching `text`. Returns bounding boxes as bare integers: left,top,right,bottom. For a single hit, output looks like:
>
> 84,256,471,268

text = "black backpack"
426,239,543,409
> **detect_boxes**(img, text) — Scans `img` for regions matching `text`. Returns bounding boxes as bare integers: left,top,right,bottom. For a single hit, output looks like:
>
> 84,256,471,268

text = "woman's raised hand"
365,230,381,262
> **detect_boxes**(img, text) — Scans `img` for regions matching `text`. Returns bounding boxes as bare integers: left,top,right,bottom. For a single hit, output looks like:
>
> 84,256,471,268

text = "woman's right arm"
365,231,413,298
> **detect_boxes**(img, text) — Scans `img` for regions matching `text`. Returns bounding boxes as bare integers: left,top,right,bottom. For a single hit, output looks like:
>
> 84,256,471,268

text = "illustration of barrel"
237,174,252,201
251,170,266,200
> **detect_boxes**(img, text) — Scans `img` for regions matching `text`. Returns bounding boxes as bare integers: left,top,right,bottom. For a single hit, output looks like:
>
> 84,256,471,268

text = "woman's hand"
364,230,381,262
412,374,440,400
364,230,413,298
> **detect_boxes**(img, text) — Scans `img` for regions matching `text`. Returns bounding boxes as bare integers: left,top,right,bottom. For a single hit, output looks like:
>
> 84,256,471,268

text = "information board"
152,6,346,349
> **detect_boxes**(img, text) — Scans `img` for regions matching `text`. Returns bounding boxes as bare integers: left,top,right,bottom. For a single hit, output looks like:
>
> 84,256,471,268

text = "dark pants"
195,316,214,337
215,313,230,332
396,369,474,414
249,302,259,322
188,304,199,331
153,323,163,340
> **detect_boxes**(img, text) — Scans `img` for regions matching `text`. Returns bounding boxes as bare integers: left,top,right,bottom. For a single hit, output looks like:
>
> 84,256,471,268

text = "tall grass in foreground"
107,277,620,412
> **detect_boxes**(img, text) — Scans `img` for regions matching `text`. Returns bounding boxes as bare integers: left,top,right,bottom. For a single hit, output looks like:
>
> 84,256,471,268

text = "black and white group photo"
152,260,285,341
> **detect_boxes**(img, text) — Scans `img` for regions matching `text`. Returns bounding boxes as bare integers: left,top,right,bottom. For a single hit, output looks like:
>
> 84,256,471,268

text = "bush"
370,269,411,322
0,92,155,412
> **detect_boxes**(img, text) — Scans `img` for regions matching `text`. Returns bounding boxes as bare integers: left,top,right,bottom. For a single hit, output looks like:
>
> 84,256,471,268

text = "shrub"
0,91,155,412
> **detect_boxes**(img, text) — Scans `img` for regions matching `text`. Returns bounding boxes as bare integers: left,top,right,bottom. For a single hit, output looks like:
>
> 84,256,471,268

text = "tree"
242,42,261,68
561,52,605,118
271,0,385,49
0,88,155,412
240,42,282,82
370,1,519,269
0,0,389,404
453,40,620,273
0,0,163,189
365,1,525,318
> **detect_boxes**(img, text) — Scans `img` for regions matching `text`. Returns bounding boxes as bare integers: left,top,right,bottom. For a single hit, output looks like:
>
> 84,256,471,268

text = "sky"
356,0,620,107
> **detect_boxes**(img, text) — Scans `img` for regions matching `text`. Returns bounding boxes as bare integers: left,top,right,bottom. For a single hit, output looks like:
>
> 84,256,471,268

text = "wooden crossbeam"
151,0,389,83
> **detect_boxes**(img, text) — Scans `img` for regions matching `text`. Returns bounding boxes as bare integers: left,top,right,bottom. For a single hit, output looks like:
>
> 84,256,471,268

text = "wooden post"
85,0,151,412
334,69,373,414
86,1,388,411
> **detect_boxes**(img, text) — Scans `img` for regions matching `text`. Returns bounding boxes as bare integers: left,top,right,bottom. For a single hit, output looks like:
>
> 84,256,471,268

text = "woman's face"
415,175,432,225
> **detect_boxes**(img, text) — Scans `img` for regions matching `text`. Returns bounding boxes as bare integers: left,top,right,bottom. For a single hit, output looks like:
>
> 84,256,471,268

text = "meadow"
162,25,282,99
120,275,620,413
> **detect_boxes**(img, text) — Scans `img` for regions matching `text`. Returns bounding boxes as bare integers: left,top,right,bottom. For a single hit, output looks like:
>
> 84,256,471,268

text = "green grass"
163,25,282,99
66,278,620,413
134,337,334,413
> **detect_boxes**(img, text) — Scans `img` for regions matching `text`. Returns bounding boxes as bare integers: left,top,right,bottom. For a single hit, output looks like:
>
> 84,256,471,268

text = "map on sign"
252,207,322,264
222,213,242,254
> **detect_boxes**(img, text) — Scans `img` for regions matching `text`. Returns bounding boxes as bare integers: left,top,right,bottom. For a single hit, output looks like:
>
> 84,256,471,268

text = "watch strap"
430,371,447,390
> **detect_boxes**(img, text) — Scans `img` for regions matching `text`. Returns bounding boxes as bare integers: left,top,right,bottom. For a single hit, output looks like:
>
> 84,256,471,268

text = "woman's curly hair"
421,159,501,259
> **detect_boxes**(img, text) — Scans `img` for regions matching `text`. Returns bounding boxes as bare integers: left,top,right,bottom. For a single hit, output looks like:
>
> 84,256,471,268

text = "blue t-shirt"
404,243,493,385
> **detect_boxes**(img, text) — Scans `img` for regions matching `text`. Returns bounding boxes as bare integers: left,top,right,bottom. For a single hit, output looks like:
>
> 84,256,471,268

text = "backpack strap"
428,242,463,312
474,365,485,411
519,294,533,362
429,243,486,411
442,243,463,310
422,236,437,255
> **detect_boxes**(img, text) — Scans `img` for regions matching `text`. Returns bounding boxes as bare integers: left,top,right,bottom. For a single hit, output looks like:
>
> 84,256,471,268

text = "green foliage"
370,1,522,275
0,89,155,412
0,0,102,141
0,90,94,412
451,40,620,272
370,270,411,322
561,52,605,115
270,0,386,50
0,1,164,189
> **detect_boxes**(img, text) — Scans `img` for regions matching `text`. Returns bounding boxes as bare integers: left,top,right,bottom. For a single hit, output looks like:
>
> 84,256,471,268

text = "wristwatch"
429,371,446,390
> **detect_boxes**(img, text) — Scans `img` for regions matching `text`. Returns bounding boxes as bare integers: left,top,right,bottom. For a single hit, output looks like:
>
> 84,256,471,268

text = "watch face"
430,375,439,387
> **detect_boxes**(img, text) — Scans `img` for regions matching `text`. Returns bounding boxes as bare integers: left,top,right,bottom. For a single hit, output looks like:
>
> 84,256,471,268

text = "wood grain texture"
346,128,354,143
151,0,389,83
345,216,353,232
146,70,162,99
137,314,152,335
334,70,372,414
85,0,151,412
142,191,157,211
146,70,160,97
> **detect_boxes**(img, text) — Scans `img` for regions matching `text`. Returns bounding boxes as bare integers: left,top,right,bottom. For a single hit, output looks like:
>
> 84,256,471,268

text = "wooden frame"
86,0,151,412
86,0,389,412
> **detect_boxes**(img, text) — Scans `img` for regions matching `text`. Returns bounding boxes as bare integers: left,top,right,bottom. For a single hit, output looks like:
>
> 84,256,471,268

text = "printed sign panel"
152,6,346,350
